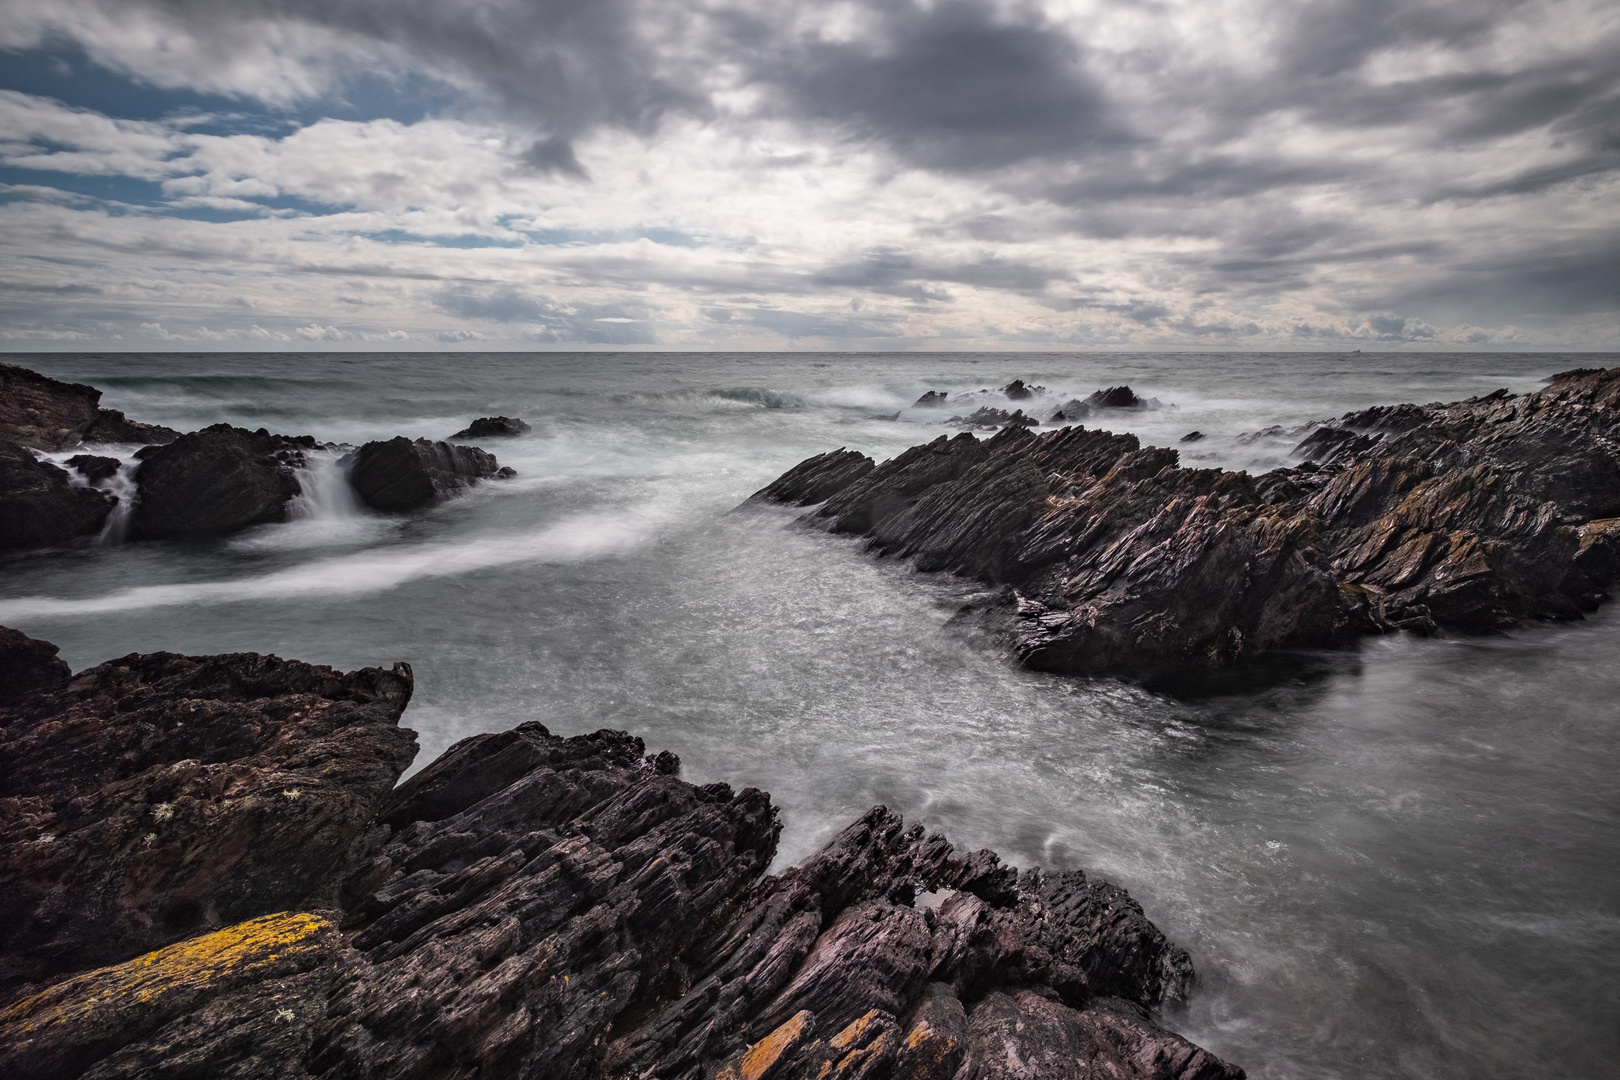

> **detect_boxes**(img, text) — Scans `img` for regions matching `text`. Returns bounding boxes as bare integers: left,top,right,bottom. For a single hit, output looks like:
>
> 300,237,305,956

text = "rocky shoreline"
0,362,524,549
754,368,1620,679
0,628,1240,1080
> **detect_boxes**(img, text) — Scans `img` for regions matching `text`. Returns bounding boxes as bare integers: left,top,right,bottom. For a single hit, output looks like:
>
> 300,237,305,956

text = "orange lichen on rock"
713,1009,814,1080
0,911,333,1036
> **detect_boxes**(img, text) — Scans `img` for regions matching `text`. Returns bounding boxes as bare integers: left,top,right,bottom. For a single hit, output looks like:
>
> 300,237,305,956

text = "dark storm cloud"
748,0,1122,171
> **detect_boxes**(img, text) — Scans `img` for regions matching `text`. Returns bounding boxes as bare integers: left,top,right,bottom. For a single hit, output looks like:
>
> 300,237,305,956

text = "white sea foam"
228,449,384,552
0,504,674,619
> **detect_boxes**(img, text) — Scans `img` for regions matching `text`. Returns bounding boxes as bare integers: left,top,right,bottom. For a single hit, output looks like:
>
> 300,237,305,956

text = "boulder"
0,363,177,450
347,436,503,512
0,637,1241,1080
450,416,531,440
0,441,116,550
752,368,1620,677
127,424,310,541
64,454,121,483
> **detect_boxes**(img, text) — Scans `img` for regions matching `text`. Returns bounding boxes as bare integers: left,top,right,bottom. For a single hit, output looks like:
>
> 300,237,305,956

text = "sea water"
2,351,1616,1079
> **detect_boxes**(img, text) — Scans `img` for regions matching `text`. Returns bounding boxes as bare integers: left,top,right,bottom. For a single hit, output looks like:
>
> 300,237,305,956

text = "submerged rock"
0,441,117,550
451,416,532,439
128,424,311,541
347,436,504,512
912,391,950,408
0,632,1241,1080
752,368,1620,678
0,363,178,450
64,453,121,483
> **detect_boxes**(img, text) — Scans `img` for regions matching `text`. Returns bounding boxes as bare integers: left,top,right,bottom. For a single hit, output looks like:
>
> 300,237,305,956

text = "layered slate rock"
0,643,417,993
0,632,1240,1080
0,441,117,550
127,424,314,541
0,363,177,451
450,416,532,439
347,436,504,512
752,368,1620,677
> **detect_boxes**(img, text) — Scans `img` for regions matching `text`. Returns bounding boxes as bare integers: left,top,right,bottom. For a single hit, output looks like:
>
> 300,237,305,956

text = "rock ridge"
752,368,1620,677
0,629,1240,1080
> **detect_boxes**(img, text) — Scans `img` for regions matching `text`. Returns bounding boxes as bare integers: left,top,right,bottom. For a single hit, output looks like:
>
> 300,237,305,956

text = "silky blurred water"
3,351,1616,1079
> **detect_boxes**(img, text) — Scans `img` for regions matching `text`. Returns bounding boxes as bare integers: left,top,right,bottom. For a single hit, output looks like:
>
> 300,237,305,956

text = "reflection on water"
2,351,1616,1079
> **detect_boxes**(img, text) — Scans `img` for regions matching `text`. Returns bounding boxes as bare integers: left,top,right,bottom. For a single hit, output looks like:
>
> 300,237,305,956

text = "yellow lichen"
828,1009,880,1050
0,912,331,1036
738,1010,811,1080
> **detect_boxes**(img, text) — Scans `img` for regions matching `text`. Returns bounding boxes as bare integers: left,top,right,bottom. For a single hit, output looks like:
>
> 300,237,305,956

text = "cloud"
0,0,1613,349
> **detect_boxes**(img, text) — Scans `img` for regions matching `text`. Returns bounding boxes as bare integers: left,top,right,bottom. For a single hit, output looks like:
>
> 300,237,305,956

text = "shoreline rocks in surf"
0,362,178,451
0,629,1241,1080
346,436,511,512
751,367,1620,679
0,363,518,549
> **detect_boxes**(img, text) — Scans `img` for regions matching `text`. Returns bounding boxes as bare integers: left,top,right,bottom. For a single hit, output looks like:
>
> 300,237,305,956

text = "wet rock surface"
348,436,504,512
128,425,312,541
0,363,177,451
451,416,532,439
753,368,1620,677
0,441,117,550
0,630,1238,1080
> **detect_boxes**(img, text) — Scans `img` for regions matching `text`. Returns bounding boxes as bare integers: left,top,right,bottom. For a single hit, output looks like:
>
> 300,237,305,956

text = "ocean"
3,350,1617,1078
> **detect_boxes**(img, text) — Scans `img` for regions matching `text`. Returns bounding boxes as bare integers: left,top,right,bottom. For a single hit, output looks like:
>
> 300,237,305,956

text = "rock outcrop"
0,363,177,450
751,368,1620,677
0,631,1240,1080
347,436,505,512
912,391,950,408
450,416,532,439
127,425,312,542
0,441,117,550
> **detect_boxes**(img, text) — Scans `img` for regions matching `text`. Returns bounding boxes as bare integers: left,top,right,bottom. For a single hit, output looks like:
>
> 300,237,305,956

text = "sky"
0,0,1616,351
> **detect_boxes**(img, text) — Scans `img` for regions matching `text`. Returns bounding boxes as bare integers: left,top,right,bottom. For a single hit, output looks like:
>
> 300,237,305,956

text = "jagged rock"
750,448,876,507
0,363,177,450
0,626,71,706
0,441,117,550
0,636,1239,1080
347,436,502,512
450,416,532,440
0,364,101,450
0,641,416,993
1001,380,1037,400
128,424,312,541
946,407,1039,430
752,368,1620,676
64,454,121,483
912,391,950,408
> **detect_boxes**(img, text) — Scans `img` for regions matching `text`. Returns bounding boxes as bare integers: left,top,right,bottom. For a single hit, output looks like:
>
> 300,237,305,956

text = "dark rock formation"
752,448,876,507
751,368,1620,677
81,410,179,447
348,436,503,513
0,441,117,550
451,416,532,440
1180,431,1205,443
946,407,1039,430
1050,386,1162,424
912,391,950,408
0,363,177,450
0,632,1240,1080
1001,379,1037,400
64,455,121,484
0,627,71,705
128,425,311,542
